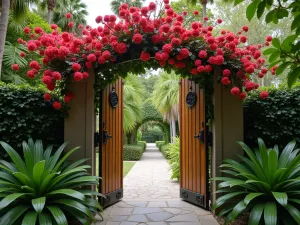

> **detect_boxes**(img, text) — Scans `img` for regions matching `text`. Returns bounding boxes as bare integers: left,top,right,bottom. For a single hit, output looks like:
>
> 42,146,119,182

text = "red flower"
44,93,51,101
24,27,31,34
83,72,89,78
193,10,199,15
204,16,209,21
195,60,202,66
68,22,74,28
162,44,172,53
20,52,26,58
217,18,222,24
242,26,248,32
11,64,19,71
72,63,81,71
239,92,247,100
222,69,231,77
74,72,83,81
34,27,43,34
29,61,40,70
27,70,36,78
87,53,97,62
52,101,62,110
116,43,127,54
95,16,102,23
42,75,52,85
155,52,162,61
102,50,111,60
205,65,213,72
230,87,240,96
266,36,272,42
133,34,143,44
149,2,156,10
260,91,269,99
261,68,268,74
66,13,72,19
50,24,58,30
240,36,247,43
52,72,62,80
27,41,37,52
140,51,151,61
171,38,181,46
190,68,198,75
64,93,74,103
198,50,207,58
179,48,190,58
221,77,230,85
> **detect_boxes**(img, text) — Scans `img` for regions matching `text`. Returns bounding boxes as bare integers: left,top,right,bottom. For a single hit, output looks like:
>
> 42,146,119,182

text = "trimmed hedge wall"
244,87,300,149
0,83,64,159
155,141,170,159
123,144,145,161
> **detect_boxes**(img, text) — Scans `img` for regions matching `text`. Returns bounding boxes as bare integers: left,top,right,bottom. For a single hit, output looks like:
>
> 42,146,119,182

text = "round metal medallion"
109,88,118,108
186,91,197,108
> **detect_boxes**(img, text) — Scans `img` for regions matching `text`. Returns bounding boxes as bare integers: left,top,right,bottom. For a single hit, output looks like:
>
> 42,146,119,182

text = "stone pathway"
96,143,219,225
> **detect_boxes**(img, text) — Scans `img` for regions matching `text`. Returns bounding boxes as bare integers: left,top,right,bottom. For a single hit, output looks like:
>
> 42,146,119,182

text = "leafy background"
0,83,64,159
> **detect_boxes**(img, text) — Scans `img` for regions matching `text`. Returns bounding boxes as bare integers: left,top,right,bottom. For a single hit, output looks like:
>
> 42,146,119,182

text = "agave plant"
213,139,300,225
0,139,102,225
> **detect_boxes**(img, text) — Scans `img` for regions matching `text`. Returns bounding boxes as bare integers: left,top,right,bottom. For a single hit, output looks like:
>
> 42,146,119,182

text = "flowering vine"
13,0,273,109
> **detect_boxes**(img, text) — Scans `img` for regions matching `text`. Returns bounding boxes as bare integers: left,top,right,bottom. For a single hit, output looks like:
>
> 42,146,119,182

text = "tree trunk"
169,123,173,143
202,2,207,27
47,9,53,24
0,0,10,79
47,0,56,24
171,119,176,142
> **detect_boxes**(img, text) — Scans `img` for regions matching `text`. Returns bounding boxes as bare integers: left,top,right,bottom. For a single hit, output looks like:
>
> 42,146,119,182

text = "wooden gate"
98,79,123,208
179,79,209,209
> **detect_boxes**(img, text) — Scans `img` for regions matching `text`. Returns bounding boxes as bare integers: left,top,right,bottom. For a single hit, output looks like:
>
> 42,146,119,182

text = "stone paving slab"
96,144,219,225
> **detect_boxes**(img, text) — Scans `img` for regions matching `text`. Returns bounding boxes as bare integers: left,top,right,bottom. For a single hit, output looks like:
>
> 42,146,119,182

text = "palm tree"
39,0,57,23
52,0,87,32
0,0,37,79
186,0,213,26
110,0,145,15
152,71,180,143
124,73,146,143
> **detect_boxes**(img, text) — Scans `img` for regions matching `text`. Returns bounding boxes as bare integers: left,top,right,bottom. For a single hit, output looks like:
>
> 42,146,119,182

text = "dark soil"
215,213,249,225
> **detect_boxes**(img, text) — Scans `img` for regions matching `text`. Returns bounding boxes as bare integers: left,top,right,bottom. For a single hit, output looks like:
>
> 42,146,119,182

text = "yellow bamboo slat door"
179,79,209,209
99,79,123,208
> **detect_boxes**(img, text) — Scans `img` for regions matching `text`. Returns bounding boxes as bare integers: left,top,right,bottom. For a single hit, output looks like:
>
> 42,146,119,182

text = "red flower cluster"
15,3,271,109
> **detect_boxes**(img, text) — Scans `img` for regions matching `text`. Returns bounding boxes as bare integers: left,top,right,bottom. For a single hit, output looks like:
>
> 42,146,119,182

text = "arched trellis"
17,0,268,208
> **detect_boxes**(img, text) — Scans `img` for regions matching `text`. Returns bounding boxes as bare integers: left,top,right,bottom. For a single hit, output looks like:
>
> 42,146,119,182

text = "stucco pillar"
64,70,96,176
211,67,244,205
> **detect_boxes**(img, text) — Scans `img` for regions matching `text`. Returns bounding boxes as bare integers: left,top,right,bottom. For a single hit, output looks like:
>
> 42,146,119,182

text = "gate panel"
99,79,123,208
180,79,208,209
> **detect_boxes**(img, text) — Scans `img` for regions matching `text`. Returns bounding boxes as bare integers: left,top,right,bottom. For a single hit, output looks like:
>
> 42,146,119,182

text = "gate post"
211,67,244,206
64,70,96,176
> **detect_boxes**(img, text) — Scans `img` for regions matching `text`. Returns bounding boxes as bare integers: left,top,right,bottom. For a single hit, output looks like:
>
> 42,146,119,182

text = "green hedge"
156,141,165,148
123,144,144,161
0,83,64,159
137,141,147,151
160,144,171,159
244,86,300,149
142,129,165,143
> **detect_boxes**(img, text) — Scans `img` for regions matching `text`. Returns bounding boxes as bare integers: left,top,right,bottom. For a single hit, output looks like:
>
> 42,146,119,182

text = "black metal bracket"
103,130,112,144
194,130,205,143
100,188,123,208
180,188,207,209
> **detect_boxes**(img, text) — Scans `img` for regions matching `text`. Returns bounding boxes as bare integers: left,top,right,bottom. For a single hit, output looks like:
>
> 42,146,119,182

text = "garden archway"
19,0,267,210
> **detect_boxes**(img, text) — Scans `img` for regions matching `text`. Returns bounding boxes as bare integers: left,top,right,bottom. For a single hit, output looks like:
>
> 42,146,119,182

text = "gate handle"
103,130,112,144
194,130,204,144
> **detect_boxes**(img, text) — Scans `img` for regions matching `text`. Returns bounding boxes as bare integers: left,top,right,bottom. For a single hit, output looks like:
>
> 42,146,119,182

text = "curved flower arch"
14,0,272,109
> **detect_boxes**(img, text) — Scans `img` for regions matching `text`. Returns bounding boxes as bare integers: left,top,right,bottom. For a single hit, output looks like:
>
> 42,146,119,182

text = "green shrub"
168,137,180,180
0,139,102,224
213,139,300,225
244,87,300,149
0,83,64,159
137,130,142,141
156,141,165,148
123,144,144,161
142,129,165,143
137,141,147,152
160,144,170,159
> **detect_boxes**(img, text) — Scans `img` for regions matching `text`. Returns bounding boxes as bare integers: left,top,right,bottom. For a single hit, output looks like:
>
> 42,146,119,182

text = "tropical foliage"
152,71,179,141
13,0,271,109
123,73,146,134
168,137,180,180
232,0,300,87
0,139,102,225
213,139,300,225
